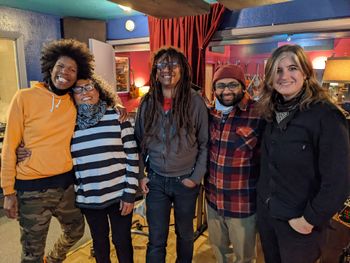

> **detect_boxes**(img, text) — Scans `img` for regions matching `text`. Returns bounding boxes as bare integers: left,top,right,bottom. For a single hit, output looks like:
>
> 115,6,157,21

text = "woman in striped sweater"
71,76,139,263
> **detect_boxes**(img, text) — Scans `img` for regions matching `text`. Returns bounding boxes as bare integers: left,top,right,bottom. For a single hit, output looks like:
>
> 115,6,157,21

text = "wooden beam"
217,0,291,10
109,0,210,18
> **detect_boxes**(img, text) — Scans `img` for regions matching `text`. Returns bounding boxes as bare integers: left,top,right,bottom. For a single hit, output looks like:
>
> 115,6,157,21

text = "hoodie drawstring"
50,94,62,112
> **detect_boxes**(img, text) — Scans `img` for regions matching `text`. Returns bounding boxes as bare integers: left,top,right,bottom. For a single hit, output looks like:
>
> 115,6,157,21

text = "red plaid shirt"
205,93,265,218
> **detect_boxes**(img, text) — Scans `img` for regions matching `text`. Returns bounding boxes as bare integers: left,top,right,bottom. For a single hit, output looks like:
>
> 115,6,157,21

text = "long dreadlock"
140,47,194,153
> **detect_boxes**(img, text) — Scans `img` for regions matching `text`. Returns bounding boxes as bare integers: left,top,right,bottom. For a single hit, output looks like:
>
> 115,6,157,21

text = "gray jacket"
135,89,208,184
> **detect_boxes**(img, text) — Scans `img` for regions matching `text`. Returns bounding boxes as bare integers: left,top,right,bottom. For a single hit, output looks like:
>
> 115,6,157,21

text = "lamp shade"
139,85,150,96
322,57,350,83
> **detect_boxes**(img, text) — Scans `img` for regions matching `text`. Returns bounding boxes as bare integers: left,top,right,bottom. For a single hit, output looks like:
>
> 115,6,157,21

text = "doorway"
0,38,20,123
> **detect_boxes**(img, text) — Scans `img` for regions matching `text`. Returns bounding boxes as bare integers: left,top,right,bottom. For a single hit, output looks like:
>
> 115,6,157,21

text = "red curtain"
148,3,226,90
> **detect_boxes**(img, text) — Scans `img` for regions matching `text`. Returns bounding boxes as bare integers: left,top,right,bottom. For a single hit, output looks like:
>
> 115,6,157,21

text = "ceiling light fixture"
125,19,135,32
118,4,132,12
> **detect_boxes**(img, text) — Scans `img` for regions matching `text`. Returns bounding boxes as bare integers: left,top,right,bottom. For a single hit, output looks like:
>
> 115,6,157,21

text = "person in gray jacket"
257,44,350,263
135,47,208,263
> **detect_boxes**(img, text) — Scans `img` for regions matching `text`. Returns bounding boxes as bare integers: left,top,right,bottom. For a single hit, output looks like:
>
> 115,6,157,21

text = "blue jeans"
146,171,200,263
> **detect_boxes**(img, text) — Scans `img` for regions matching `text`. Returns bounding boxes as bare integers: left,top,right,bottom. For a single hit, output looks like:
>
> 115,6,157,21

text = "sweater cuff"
121,192,136,203
189,172,204,185
2,186,15,196
303,202,327,227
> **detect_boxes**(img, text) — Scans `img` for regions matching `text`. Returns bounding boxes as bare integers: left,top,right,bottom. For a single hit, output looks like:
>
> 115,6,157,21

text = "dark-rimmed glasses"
215,82,241,91
156,61,179,70
72,84,95,94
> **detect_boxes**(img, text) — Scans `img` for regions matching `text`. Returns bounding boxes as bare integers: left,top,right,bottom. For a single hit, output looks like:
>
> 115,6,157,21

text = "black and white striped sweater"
71,108,139,209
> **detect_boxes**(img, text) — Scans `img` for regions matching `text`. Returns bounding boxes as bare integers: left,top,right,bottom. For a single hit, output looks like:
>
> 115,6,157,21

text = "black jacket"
257,102,350,226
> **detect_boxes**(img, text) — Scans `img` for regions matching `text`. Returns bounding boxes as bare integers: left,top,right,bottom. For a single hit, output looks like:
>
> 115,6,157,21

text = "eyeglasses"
156,61,179,70
72,84,95,94
215,82,241,91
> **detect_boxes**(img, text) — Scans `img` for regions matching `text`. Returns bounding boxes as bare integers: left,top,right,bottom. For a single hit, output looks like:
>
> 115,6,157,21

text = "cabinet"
115,57,130,93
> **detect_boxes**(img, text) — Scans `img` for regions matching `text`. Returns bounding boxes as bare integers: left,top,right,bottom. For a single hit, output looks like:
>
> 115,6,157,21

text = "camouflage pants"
17,185,85,263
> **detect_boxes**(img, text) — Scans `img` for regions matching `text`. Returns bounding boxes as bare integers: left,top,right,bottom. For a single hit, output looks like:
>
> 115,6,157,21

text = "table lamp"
322,57,350,104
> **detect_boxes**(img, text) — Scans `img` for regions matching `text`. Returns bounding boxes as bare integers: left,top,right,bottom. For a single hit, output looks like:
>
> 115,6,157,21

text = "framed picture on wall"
115,56,130,93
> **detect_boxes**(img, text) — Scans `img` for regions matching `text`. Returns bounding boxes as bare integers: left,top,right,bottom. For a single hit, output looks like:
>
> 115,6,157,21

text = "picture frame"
115,56,130,93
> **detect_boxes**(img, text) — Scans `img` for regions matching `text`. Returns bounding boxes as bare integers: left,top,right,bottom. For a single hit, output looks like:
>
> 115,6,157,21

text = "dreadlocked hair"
140,47,194,153
41,39,94,83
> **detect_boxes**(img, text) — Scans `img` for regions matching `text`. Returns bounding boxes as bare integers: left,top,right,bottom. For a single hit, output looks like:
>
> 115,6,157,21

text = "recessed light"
125,19,135,32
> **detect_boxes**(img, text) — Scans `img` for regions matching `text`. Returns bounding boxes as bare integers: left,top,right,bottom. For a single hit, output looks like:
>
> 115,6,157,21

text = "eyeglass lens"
73,84,94,94
215,82,240,90
156,61,179,70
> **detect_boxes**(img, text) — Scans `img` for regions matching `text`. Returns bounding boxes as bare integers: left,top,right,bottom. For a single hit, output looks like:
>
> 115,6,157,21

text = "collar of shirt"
163,98,172,111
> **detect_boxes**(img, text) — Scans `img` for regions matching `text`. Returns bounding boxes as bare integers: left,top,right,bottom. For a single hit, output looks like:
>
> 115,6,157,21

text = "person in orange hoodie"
0,39,94,263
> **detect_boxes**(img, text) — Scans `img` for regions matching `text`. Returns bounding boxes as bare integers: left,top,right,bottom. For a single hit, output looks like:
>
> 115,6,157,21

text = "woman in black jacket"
257,44,350,263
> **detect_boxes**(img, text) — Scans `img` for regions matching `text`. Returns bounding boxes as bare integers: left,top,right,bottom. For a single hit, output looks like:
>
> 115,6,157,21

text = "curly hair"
90,75,118,107
140,46,194,152
258,44,334,121
41,39,94,83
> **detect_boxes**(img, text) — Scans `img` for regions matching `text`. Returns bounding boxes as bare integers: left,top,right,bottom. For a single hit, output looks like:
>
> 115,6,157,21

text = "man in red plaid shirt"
204,64,265,263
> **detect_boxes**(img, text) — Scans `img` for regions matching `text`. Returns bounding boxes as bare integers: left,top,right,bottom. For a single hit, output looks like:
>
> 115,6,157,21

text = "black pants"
257,198,326,263
81,202,133,263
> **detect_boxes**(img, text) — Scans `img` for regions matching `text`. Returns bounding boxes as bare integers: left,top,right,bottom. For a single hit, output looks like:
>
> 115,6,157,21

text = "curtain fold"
148,3,227,90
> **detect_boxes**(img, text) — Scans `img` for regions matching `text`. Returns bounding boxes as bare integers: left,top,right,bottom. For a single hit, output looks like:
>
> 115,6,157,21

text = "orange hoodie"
1,83,76,195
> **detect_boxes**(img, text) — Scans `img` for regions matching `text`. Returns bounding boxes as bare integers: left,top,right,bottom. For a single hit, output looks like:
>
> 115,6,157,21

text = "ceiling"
0,0,290,20
109,0,290,18
0,0,142,20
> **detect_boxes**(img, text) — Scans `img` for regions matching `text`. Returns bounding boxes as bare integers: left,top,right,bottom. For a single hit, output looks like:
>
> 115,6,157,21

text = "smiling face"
272,52,306,101
214,78,244,106
73,79,100,105
50,56,78,90
155,54,181,90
